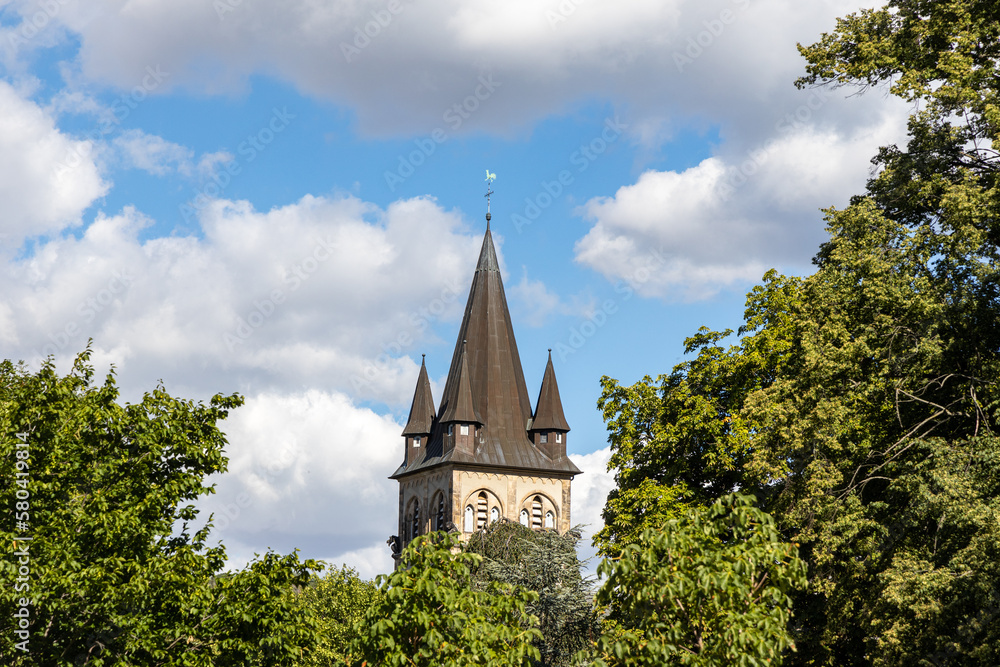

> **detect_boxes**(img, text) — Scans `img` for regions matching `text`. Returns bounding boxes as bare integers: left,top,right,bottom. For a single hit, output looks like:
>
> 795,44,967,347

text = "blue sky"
0,0,906,576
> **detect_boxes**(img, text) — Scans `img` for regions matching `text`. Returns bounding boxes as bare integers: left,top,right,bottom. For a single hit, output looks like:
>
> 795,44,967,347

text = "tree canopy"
295,565,383,667
596,494,806,667
595,1,1000,664
0,352,321,666
466,521,599,667
350,531,542,667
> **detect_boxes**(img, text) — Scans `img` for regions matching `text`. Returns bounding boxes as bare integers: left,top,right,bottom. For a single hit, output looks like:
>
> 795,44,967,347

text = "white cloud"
113,129,194,175
0,80,107,245
197,150,235,178
1,194,482,405
12,0,879,141
574,97,911,300
324,544,395,581
508,268,581,327
569,446,614,535
200,390,400,577
569,446,615,573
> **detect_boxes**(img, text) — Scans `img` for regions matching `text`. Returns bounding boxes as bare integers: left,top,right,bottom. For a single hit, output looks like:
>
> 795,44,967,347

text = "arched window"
545,511,554,529
464,505,474,532
520,509,529,526
433,493,446,531
490,507,499,524
404,498,421,543
532,496,543,529
477,492,489,530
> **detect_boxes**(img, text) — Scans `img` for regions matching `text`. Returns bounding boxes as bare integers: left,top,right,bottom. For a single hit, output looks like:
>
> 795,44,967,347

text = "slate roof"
439,342,482,425
401,356,436,436
531,350,571,432
392,225,581,478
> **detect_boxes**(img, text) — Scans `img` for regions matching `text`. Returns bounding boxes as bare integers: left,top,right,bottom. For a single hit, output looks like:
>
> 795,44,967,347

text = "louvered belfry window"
477,492,488,530
532,496,543,529
434,493,445,531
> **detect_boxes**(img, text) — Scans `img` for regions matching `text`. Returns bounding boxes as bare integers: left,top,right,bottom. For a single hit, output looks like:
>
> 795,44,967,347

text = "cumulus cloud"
201,390,401,577
3,0,877,141
1,194,481,405
574,96,911,300
0,80,107,245
569,446,615,572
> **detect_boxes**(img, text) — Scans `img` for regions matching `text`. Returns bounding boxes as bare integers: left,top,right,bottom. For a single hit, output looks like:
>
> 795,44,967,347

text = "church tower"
389,206,581,561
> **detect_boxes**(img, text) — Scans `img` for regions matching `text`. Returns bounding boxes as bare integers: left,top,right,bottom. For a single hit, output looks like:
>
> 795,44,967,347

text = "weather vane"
485,170,496,227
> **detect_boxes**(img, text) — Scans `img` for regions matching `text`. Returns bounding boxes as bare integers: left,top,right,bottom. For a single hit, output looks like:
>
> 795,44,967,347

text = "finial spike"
485,170,496,228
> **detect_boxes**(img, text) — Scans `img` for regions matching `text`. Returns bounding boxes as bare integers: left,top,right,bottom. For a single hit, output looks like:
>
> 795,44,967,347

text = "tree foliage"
466,521,599,666
296,565,383,666
594,271,802,558
350,531,542,667
595,494,806,667
596,1,1000,664
0,352,320,666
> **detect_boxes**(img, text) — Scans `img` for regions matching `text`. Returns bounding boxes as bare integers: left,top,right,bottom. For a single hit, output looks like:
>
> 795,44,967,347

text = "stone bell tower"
389,196,581,562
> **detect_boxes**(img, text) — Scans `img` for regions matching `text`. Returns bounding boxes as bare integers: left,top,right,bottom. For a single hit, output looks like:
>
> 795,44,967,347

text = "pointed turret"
392,224,580,477
401,355,436,465
441,341,482,456
440,341,482,425
530,350,570,459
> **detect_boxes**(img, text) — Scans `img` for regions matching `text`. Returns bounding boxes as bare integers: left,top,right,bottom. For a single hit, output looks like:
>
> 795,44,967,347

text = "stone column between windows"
507,477,517,522
561,478,572,533
451,470,463,532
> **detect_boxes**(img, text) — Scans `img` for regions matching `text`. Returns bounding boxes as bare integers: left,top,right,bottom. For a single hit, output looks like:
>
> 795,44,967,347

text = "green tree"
296,565,383,666
594,270,802,558
466,521,599,666
0,352,321,665
595,494,806,667
596,1,1000,663
350,531,542,667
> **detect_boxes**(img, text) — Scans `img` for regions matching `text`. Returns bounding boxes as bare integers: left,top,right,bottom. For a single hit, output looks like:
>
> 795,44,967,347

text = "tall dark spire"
438,228,532,445
532,350,570,432
392,211,580,477
401,355,436,436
